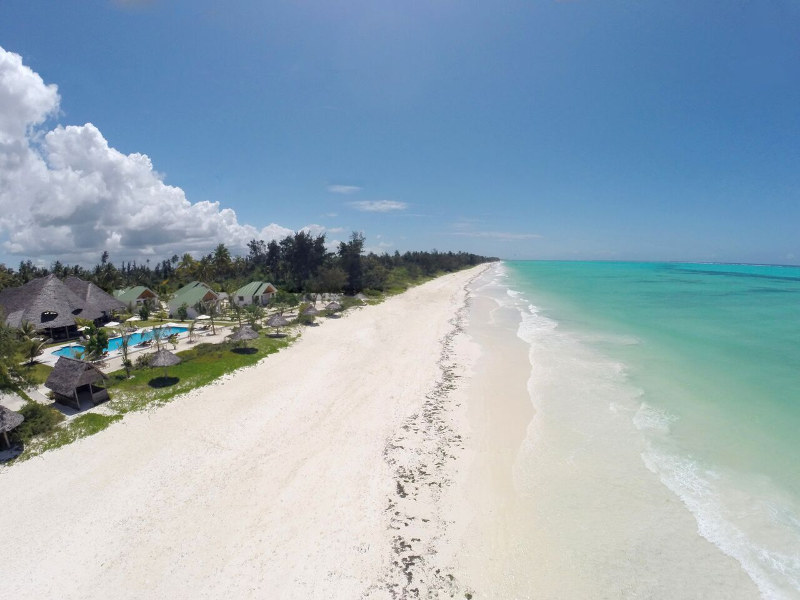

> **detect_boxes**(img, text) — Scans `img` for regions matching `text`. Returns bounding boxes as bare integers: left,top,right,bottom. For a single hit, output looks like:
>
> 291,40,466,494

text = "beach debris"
368,298,470,599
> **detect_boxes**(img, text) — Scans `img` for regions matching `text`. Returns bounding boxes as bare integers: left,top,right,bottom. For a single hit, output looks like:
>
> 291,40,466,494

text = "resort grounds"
0,266,489,598
0,263,765,599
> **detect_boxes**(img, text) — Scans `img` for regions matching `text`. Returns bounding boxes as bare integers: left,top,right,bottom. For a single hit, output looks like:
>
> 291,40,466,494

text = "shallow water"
491,261,800,599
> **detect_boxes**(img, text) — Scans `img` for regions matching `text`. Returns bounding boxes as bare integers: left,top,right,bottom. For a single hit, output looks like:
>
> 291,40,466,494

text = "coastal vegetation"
0,234,493,461
0,231,494,298
9,333,292,461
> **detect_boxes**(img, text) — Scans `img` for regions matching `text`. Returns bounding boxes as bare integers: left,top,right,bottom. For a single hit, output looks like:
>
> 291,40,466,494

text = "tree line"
0,232,496,297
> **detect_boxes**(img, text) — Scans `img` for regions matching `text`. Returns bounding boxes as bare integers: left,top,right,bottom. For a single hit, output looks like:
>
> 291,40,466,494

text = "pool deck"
41,323,234,368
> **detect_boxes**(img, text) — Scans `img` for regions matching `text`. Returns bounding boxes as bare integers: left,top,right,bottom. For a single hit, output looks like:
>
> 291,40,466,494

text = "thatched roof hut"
64,277,126,316
0,275,122,340
325,301,342,311
0,406,24,449
45,356,109,410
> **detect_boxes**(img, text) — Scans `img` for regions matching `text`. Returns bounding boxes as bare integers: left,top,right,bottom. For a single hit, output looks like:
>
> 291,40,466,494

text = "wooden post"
2,431,9,450
73,389,80,410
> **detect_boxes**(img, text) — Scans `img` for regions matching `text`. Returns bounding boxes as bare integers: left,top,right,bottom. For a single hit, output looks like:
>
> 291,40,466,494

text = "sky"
0,0,799,267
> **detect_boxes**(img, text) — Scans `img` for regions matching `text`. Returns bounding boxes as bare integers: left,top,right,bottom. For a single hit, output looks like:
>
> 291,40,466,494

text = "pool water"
51,326,188,357
106,326,188,351
52,345,86,358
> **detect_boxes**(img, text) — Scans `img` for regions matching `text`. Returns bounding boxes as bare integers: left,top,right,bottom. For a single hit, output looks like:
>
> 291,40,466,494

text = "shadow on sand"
267,333,288,339
0,443,24,463
148,376,180,388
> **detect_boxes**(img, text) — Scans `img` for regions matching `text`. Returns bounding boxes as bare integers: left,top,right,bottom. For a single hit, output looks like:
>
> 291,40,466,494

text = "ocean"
494,261,800,599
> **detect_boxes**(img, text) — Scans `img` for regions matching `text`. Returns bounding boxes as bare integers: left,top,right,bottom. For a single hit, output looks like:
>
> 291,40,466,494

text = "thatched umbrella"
325,301,342,317
228,325,259,349
0,406,24,450
266,313,290,335
355,293,368,303
301,304,319,325
150,348,181,378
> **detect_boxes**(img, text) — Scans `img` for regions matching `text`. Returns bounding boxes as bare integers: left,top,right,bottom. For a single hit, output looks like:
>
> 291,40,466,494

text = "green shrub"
11,402,65,443
134,353,152,369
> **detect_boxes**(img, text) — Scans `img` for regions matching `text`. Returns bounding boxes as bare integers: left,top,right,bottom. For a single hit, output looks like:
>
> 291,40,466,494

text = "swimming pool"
52,345,86,358
51,326,188,357
106,326,188,351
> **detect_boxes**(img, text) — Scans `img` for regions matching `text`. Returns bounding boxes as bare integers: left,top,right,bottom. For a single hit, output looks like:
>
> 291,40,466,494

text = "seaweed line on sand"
365,269,484,599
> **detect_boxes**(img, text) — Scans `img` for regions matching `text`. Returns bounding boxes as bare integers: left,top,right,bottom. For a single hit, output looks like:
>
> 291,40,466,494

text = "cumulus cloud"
0,45,330,264
327,184,361,195
349,200,408,212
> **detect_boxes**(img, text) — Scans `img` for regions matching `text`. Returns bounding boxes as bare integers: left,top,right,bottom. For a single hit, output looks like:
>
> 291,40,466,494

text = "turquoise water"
52,345,85,358
51,326,187,357
504,261,800,599
105,326,187,351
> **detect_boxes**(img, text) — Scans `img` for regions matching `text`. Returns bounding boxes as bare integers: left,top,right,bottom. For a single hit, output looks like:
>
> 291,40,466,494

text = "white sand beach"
0,267,486,599
0,264,762,599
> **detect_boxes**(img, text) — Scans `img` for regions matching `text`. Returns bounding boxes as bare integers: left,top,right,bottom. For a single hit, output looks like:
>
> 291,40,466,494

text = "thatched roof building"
0,275,122,339
65,277,126,316
0,406,24,449
45,357,109,410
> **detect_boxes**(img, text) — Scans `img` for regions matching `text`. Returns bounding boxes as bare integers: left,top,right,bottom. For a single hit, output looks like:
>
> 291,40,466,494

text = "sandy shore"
0,267,486,599
2,263,761,599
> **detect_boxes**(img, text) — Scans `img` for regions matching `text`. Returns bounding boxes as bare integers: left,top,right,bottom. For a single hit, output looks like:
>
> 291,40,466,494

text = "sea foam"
496,260,800,599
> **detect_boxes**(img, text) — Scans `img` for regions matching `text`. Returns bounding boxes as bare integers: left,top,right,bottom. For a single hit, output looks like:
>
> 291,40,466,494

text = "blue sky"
0,0,798,266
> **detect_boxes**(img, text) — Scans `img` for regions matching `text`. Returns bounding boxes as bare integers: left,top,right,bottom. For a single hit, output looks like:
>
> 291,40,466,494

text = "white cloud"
327,184,361,195
0,48,59,143
349,200,408,212
0,45,316,265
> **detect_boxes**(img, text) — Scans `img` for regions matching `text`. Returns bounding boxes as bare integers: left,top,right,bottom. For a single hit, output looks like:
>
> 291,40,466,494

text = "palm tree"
116,327,133,378
83,325,109,361
213,243,232,280
200,300,218,335
17,321,50,365
176,253,197,281
244,303,264,328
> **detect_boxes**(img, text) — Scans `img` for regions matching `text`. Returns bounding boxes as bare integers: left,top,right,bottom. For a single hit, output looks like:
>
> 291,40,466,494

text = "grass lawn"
18,361,53,386
6,331,292,463
106,333,292,413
